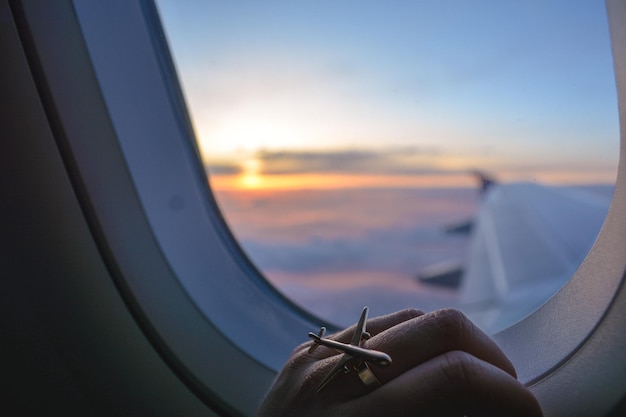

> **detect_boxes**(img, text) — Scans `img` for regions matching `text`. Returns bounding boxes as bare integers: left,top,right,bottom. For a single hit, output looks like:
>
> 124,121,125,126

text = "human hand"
258,308,543,417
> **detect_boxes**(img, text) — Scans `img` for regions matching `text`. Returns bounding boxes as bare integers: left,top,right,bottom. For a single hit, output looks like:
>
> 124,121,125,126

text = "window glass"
155,1,618,330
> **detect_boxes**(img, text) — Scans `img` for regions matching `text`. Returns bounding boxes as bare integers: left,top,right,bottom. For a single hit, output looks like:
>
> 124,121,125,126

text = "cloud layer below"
216,187,479,325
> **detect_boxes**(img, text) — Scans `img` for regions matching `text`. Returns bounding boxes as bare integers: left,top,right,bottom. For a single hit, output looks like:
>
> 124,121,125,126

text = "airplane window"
20,1,625,414
154,1,618,332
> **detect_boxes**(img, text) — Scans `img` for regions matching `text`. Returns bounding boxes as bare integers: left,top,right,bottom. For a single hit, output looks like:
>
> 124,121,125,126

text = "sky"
156,0,619,189
154,1,620,326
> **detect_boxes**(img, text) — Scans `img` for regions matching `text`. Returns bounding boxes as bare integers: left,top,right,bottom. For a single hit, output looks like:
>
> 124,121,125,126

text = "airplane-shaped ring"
308,306,392,393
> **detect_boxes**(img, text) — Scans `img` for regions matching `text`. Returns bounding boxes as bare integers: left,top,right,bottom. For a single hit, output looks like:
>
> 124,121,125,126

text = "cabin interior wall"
0,1,216,415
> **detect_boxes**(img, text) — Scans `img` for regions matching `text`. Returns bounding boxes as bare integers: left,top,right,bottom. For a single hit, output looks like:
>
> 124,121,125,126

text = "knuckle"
288,341,319,367
399,308,424,319
439,350,479,390
430,308,469,342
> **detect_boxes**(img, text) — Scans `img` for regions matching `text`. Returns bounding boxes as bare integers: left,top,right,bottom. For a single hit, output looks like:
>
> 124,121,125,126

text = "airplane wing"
416,258,464,287
315,353,353,392
313,307,369,392
351,306,369,345
460,182,611,333
443,171,498,236
417,170,498,286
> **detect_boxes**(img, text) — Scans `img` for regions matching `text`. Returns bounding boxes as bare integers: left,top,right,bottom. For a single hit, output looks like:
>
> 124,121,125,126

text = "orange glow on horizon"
211,173,476,191
208,170,617,192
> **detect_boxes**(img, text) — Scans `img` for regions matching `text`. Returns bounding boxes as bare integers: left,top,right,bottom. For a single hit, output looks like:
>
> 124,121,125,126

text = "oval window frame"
21,0,626,414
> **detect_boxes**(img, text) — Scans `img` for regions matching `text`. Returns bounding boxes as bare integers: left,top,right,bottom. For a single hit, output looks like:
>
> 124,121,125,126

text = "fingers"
302,308,515,398
350,351,543,417
306,308,424,360
261,308,543,417
366,308,517,382
336,308,425,343
288,308,425,401
364,308,425,337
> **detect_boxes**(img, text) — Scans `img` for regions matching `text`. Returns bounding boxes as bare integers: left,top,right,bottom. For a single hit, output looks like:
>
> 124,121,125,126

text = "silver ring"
356,361,382,389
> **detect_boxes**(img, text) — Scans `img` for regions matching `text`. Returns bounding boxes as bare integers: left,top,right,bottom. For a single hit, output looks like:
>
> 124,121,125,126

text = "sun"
238,158,263,189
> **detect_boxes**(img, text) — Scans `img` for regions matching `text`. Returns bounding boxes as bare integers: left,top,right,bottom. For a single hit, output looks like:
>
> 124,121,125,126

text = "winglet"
471,170,497,195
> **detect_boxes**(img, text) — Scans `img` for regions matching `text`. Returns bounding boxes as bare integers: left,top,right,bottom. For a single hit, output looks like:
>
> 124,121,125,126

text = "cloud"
238,223,469,276
254,146,457,176
205,163,242,175
236,223,468,324
218,186,477,325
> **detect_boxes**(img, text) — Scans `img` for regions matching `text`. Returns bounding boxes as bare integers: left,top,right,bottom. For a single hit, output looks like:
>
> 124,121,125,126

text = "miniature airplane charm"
308,306,392,393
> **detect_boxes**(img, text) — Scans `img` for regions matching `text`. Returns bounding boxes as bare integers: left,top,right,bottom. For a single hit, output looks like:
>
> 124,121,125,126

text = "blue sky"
156,0,619,184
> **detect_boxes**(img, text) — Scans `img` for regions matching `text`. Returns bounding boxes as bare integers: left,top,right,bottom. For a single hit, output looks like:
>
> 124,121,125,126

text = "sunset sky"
154,1,619,325
157,0,619,190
